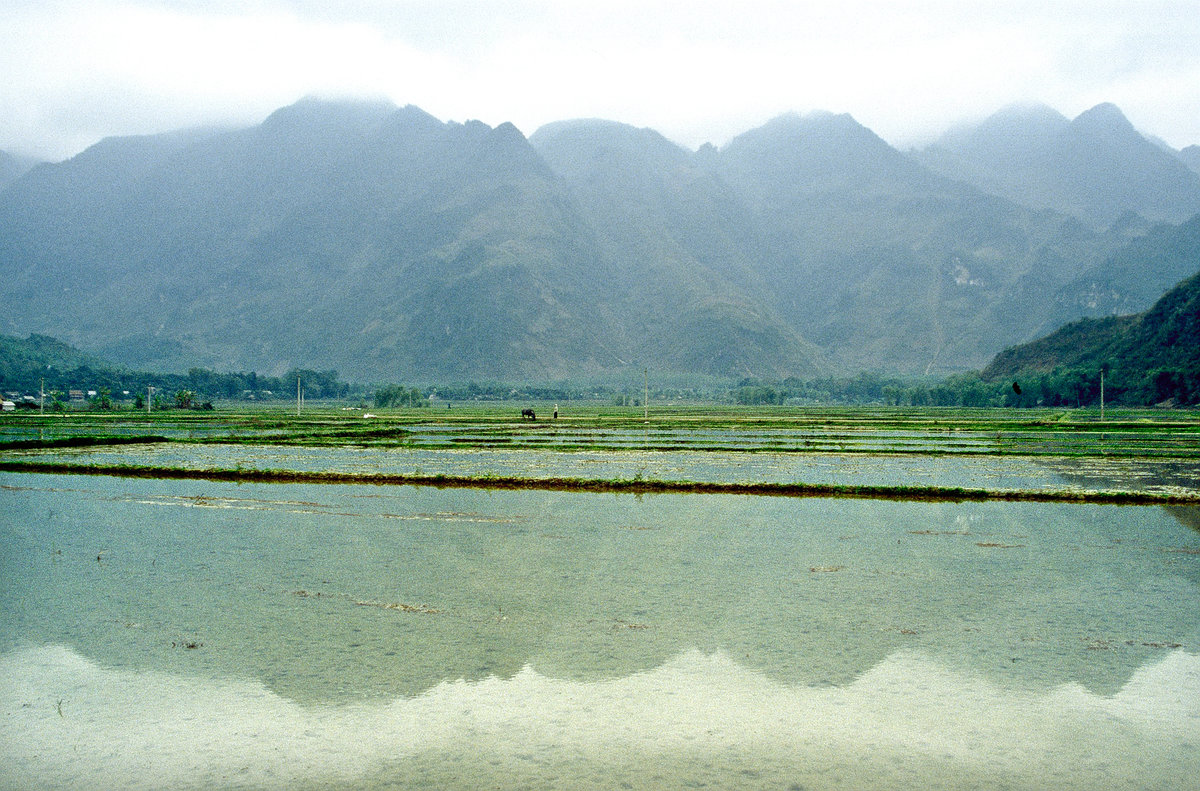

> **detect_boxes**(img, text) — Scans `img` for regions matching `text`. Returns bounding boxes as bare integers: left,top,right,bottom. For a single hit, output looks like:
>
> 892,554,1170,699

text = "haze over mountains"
0,151,38,192
915,102,1200,229
1,98,1197,382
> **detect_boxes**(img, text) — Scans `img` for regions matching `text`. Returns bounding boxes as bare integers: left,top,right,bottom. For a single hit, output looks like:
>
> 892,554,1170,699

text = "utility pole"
1100,369,1105,422
147,386,153,415
40,378,44,414
643,368,648,422
297,375,302,416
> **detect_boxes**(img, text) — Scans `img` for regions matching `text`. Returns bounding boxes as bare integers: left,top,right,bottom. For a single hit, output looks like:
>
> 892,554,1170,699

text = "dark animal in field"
521,408,536,420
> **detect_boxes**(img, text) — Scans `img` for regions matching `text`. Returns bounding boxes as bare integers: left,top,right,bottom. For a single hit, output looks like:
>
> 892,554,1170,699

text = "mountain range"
914,102,1200,229
1,98,1197,382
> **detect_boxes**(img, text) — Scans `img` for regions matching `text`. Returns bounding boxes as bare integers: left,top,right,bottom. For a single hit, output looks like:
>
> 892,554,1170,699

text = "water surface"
9,442,1200,497
2,472,1198,789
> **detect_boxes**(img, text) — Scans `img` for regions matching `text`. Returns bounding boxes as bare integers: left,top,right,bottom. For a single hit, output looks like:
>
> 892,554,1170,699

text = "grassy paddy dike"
2,403,1200,504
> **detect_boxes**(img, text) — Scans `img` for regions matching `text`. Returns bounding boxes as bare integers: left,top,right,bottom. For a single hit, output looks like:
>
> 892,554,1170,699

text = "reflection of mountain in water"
1165,505,1200,534
3,644,1197,791
1,478,1197,705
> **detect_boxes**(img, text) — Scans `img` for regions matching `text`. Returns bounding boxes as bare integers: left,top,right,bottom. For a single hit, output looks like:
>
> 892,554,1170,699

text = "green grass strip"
1,460,1196,505
0,435,171,451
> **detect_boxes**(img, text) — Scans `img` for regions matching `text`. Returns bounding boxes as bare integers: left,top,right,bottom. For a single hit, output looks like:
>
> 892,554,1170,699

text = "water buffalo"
521,408,536,420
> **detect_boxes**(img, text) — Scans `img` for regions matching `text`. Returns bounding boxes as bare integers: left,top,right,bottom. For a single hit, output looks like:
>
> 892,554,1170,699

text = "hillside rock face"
1046,214,1200,324
0,98,1186,380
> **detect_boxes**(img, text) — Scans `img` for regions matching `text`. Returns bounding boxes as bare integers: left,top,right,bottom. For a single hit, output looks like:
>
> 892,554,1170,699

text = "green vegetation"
373,385,428,408
2,402,1198,454
0,333,362,406
733,372,1006,407
984,267,1200,406
2,274,1197,416
3,404,1196,502
0,330,1004,409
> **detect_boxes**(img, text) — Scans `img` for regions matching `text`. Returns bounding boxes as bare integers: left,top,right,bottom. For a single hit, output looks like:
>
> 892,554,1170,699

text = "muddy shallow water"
8,442,1200,498
2,471,1198,790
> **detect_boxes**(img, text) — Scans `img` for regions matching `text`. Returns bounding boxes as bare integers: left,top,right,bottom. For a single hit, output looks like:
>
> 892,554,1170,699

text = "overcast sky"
3,0,1199,161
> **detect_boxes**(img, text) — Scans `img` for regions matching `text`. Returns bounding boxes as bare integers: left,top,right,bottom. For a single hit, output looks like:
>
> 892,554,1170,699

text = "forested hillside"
983,264,1200,406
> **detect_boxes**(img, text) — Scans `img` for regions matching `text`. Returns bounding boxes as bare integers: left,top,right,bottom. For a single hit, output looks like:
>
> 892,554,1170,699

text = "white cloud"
1,0,1199,159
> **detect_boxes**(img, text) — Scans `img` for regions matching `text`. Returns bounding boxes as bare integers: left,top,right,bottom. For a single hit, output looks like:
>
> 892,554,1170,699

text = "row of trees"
373,385,429,408
731,373,1007,406
732,366,1200,408
1002,366,1200,407
180,368,353,400
36,369,1200,411
2,363,360,407
5,332,1194,411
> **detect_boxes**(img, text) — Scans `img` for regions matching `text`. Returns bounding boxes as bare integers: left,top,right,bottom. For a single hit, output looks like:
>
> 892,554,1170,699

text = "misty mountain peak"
259,96,400,140
989,101,1069,124
755,110,875,139
531,118,678,151
915,99,1200,227
1071,102,1138,138
532,118,631,139
717,110,921,198
939,102,1068,149
491,121,527,142
3,97,1196,382
722,111,890,160
530,119,693,184
387,104,446,131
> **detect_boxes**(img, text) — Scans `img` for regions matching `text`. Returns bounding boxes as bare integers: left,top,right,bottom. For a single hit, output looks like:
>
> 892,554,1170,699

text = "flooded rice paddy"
2,471,1199,790
2,408,1199,789
4,408,1200,459
5,441,1200,499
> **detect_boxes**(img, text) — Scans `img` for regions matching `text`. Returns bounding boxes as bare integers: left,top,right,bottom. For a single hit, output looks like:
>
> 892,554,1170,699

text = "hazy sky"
3,0,1199,161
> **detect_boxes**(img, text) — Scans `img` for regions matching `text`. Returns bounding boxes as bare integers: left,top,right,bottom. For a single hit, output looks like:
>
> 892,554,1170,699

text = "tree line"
1,360,359,408
5,328,1194,410
733,366,1198,408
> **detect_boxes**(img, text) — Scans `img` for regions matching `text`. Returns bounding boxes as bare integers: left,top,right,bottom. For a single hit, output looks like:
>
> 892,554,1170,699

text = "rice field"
3,404,1199,790
3,404,1199,502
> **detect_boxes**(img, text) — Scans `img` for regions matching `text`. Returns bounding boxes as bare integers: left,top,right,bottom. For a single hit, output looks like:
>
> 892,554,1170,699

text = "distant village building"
69,390,85,401
1,400,14,412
